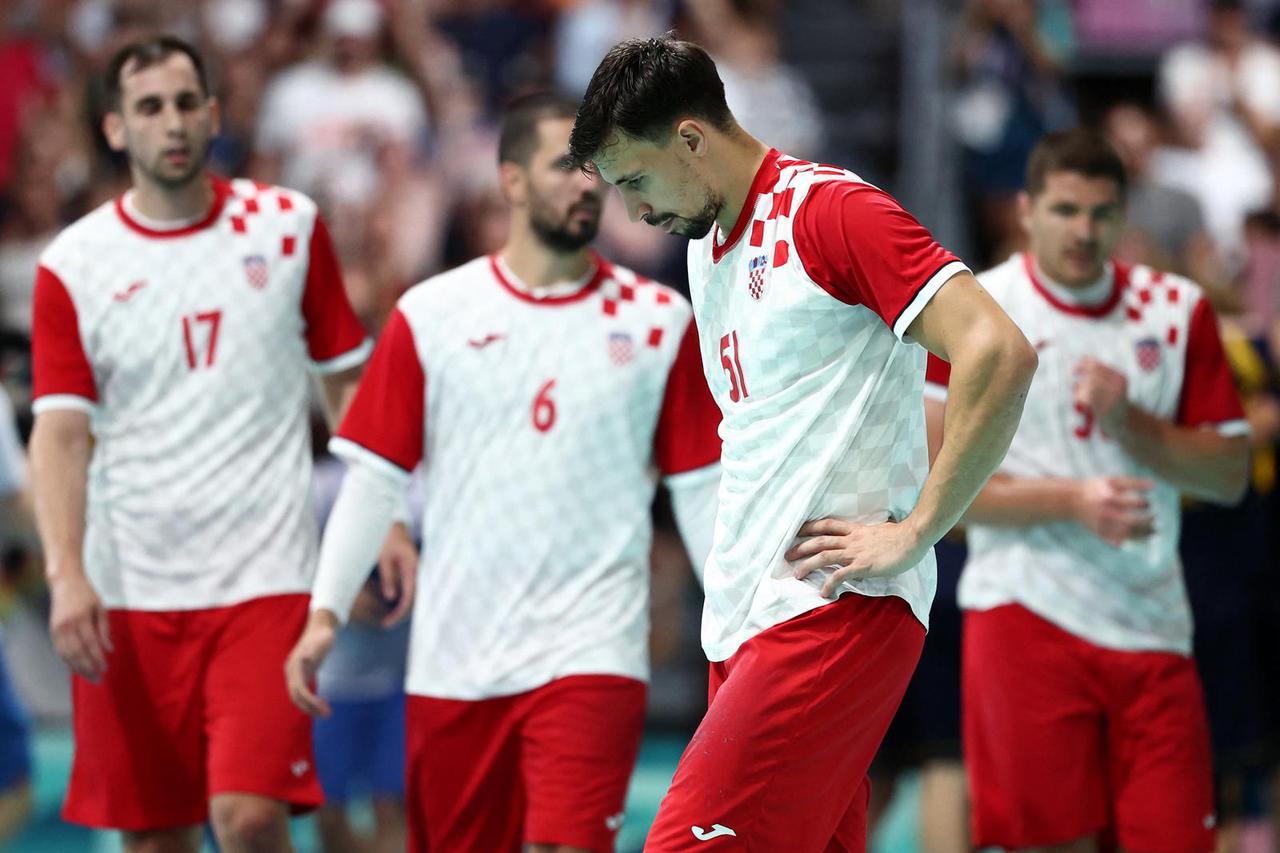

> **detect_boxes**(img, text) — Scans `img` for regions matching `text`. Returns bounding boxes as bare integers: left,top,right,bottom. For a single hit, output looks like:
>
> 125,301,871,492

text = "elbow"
987,325,1038,396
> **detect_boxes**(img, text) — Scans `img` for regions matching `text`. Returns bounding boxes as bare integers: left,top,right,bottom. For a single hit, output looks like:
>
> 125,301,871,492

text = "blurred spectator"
0,153,61,338
684,0,825,160
1104,102,1230,295
952,0,1075,265
553,0,673,95
1155,0,1279,266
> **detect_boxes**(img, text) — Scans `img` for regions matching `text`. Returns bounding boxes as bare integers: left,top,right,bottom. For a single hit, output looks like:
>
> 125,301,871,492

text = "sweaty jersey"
927,253,1247,653
689,148,969,661
32,177,370,611
334,253,721,700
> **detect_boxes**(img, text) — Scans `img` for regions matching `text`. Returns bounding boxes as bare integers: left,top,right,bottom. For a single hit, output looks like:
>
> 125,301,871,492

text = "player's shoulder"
1120,261,1205,314
396,255,492,319
222,178,318,222
39,198,121,276
596,256,692,325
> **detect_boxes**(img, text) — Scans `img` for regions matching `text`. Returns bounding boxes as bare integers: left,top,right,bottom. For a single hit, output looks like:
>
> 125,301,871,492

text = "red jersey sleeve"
31,265,98,407
793,181,965,339
655,319,722,475
302,216,370,370
1176,297,1246,429
334,308,425,473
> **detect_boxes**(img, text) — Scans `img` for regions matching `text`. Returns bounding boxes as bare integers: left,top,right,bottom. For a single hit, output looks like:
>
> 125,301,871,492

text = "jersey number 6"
532,379,557,432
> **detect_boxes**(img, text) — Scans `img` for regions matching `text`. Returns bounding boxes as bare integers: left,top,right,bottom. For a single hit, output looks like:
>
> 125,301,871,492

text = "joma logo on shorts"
692,823,736,841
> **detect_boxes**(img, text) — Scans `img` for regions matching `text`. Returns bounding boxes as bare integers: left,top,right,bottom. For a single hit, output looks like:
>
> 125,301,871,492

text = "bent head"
102,36,218,192
568,35,737,240
1020,129,1128,286
499,93,606,252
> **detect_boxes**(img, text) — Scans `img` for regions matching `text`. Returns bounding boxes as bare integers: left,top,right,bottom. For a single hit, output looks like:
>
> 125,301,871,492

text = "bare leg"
918,760,968,853
370,797,407,853
0,782,33,844
209,792,293,853
121,825,203,853
1025,837,1099,853
316,804,368,853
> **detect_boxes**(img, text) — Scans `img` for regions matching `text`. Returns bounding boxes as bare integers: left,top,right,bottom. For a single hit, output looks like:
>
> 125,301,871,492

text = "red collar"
488,252,609,306
1023,252,1128,318
712,148,782,264
115,176,229,238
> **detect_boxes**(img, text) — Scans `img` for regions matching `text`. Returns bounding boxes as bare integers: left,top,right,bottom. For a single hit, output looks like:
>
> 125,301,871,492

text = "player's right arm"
286,307,425,717
29,265,112,682
923,362,1155,546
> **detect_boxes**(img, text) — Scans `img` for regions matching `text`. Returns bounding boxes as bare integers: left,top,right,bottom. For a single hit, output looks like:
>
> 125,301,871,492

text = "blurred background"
1,0,1279,850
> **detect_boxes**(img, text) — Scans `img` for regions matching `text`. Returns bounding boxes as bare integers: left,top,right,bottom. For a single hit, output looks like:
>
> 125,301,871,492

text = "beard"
135,136,211,191
648,190,722,240
529,197,601,253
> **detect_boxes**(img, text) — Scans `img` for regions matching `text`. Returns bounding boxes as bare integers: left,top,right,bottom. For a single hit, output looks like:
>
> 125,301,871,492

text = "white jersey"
927,253,1247,653
32,177,371,611
688,149,969,661
333,253,721,700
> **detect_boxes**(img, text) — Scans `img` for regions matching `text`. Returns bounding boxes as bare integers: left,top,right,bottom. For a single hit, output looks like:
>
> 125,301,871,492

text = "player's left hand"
786,517,927,598
1073,357,1129,434
376,522,418,627
284,611,337,718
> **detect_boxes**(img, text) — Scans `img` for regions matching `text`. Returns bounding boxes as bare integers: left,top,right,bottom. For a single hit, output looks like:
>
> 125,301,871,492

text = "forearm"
311,457,406,623
963,475,1080,526
909,337,1035,546
29,418,91,580
1115,408,1249,504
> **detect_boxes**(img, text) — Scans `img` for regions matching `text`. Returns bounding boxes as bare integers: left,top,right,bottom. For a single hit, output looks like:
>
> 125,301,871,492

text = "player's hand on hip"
786,517,927,598
48,568,112,683
1073,476,1156,547
376,522,418,627
284,611,337,718
1073,357,1129,434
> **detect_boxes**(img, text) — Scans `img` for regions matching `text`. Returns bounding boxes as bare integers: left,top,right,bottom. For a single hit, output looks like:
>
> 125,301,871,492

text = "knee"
210,795,287,850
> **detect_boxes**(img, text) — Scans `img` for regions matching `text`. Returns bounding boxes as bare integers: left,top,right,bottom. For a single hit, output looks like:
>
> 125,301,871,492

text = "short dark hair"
105,35,210,111
568,34,735,169
1025,129,1128,198
498,92,581,166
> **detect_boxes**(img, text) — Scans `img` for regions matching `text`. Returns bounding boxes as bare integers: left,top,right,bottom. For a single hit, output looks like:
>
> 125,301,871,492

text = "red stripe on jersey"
1176,298,1245,427
1024,254,1127,318
1138,289,1152,304
1167,288,1179,304
1127,307,1143,322
750,220,765,247
278,194,293,212
283,235,296,256
655,291,672,306
1168,326,1179,346
712,148,783,263
602,300,618,316
114,177,229,238
336,309,425,472
231,216,247,234
647,327,664,348
654,320,722,474
792,179,960,330
302,217,368,362
32,266,98,403
244,197,260,214
1151,270,1165,284
620,284,635,302
774,240,790,267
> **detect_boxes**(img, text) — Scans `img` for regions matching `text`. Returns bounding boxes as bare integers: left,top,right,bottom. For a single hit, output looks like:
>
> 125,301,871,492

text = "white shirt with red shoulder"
332,253,721,700
32,177,371,611
926,252,1248,654
689,148,970,662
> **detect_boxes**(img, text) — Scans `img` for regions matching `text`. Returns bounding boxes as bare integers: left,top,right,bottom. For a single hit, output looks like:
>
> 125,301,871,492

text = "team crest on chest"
608,331,634,365
1135,337,1162,372
747,254,768,301
243,255,269,290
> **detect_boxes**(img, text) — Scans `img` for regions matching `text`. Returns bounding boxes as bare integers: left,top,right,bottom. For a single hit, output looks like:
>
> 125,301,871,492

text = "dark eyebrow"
614,172,641,185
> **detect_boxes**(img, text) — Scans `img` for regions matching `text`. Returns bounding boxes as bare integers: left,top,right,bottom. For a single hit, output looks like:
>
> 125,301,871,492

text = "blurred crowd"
2,0,1280,849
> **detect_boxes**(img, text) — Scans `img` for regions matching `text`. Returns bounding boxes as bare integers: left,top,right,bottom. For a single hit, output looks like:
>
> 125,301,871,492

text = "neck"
501,225,594,290
714,133,773,234
129,171,214,222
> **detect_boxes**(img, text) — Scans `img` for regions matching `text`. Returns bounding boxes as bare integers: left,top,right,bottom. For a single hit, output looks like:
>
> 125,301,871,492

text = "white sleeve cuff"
329,436,413,484
893,261,970,342
1213,419,1251,439
923,382,949,403
666,462,721,586
32,394,96,416
310,339,373,375
310,455,405,624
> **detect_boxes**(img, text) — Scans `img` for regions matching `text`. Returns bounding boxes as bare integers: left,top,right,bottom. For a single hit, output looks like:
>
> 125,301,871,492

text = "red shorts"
63,593,322,831
405,674,646,852
964,604,1216,852
645,593,925,852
